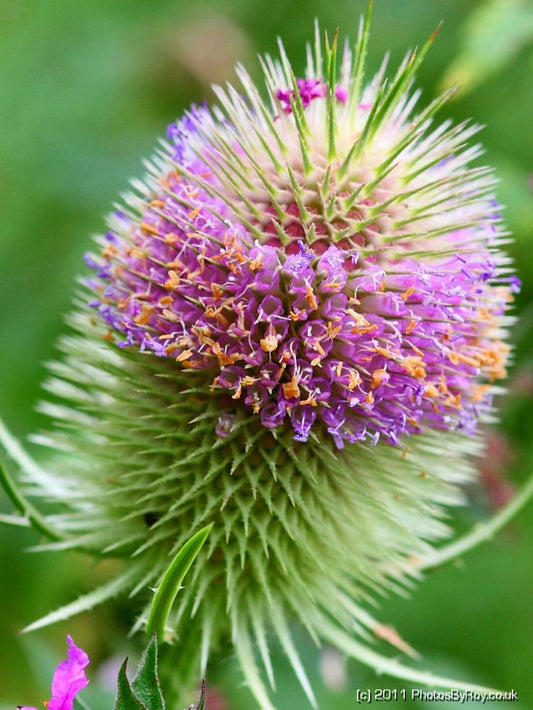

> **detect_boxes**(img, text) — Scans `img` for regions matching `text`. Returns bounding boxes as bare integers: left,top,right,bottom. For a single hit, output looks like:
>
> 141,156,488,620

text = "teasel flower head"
12,7,521,709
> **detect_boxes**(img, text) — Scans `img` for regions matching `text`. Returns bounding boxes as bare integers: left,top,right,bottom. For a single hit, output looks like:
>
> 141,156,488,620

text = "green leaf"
22,562,147,633
146,524,213,641
114,660,148,710
132,635,165,710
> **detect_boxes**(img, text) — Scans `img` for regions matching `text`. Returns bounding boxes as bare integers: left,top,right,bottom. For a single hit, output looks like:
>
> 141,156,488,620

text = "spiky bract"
24,11,518,710
34,309,477,707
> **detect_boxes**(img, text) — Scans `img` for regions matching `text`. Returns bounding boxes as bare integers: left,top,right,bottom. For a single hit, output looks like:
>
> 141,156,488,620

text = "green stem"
418,473,533,571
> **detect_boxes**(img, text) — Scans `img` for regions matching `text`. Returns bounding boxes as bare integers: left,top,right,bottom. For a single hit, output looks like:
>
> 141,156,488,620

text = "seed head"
29,14,518,709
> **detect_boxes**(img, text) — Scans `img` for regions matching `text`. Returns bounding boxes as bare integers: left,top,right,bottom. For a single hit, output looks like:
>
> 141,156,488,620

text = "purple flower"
83,65,518,449
20,636,89,710
276,78,348,113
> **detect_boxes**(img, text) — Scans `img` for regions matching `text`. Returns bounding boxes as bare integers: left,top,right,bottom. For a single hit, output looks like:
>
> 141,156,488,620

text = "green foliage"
113,637,204,710
131,637,166,710
115,660,147,710
441,0,533,95
114,638,164,710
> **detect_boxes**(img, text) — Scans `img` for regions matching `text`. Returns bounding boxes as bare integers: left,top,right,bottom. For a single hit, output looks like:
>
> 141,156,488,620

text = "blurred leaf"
441,0,533,95
132,636,165,710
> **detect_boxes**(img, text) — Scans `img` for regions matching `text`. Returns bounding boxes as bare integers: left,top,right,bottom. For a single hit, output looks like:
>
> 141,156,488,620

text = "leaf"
146,524,213,641
132,636,165,710
114,659,148,710
22,562,146,633
440,0,533,95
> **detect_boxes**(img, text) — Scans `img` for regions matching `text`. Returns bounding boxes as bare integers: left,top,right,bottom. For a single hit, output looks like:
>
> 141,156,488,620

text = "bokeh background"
1,0,533,707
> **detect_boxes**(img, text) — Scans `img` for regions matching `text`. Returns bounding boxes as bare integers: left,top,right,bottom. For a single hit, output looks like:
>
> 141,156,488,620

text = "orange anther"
282,377,300,400
165,270,180,290
405,319,417,335
140,222,160,236
347,309,370,327
260,335,279,352
424,382,440,398
176,349,193,362
326,322,342,339
347,369,361,390
211,283,225,300
374,345,394,359
444,393,461,408
305,282,318,310
371,369,387,389
133,305,154,325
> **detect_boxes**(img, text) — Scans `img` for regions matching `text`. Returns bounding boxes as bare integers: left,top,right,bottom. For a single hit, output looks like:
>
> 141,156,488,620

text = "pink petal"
48,636,89,710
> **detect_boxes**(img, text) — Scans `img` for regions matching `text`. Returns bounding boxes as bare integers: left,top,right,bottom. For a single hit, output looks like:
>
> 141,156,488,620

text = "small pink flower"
19,636,89,710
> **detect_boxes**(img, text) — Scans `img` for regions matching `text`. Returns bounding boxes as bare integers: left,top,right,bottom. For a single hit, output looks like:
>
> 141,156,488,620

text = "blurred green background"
1,0,533,707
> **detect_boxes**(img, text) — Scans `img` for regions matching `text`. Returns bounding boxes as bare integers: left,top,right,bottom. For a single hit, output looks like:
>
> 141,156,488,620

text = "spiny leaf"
114,659,147,710
132,635,165,710
146,524,213,641
22,563,146,633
